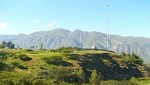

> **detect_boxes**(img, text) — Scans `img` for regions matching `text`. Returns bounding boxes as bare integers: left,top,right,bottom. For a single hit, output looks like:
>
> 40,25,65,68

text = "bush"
77,67,85,83
89,69,102,85
46,66,74,82
33,79,51,85
0,44,4,48
49,49,56,52
11,62,28,69
130,77,139,85
25,49,33,52
42,56,63,65
124,52,143,65
17,54,32,61
0,62,8,70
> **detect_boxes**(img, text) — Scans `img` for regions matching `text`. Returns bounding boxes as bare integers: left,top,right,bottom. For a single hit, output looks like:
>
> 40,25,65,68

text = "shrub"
42,56,63,65
67,53,79,60
11,62,28,69
0,62,8,70
18,76,33,85
17,54,32,61
55,47,79,52
0,44,4,48
125,53,143,65
47,66,74,82
17,64,28,69
77,67,85,83
130,77,139,85
89,69,102,85
25,49,33,52
33,79,51,85
49,49,56,52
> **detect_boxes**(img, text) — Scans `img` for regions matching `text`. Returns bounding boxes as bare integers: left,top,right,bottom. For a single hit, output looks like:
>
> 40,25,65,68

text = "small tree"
77,67,85,83
2,40,6,47
89,69,102,85
1,41,15,49
9,43,15,49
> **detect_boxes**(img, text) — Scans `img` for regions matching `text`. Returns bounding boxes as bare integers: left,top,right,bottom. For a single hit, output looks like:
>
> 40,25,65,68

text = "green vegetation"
89,69,101,85
138,78,150,85
0,47,149,85
121,52,143,66
17,54,32,61
0,41,15,49
77,67,85,84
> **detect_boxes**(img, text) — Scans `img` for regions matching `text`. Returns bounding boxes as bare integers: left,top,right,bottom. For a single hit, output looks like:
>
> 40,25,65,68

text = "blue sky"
0,0,149,38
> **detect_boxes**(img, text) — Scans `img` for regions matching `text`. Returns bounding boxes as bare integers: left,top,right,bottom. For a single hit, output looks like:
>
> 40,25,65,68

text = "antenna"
106,0,110,50
80,32,82,48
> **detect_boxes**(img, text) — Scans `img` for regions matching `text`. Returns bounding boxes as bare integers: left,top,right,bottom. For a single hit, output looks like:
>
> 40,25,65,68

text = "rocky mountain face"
0,29,150,63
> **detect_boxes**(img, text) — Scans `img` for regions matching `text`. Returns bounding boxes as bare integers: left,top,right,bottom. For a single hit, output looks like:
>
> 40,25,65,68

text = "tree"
6,41,15,49
77,67,85,83
0,41,6,48
89,69,102,85
9,43,15,49
2,40,6,47
1,41,15,49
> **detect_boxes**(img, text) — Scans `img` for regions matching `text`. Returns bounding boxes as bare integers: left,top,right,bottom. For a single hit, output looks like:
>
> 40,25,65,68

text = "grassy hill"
0,48,150,85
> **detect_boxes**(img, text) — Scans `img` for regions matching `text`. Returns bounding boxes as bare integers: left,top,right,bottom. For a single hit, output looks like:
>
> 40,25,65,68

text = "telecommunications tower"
106,0,110,50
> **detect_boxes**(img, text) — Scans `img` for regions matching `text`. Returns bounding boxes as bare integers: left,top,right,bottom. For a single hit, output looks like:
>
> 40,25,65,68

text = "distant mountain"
0,28,150,63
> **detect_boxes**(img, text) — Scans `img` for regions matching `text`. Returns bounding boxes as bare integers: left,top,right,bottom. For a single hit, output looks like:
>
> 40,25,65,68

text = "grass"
77,49,111,55
139,78,150,85
27,52,62,58
0,48,150,84
0,48,24,54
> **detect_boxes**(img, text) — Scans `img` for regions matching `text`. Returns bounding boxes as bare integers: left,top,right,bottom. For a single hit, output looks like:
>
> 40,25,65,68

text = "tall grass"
27,52,63,58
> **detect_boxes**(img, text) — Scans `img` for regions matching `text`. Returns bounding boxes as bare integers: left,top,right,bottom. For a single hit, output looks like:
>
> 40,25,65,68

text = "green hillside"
0,47,150,85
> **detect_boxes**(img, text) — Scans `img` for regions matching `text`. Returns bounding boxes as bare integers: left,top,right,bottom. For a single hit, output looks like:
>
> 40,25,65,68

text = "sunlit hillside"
0,47,150,85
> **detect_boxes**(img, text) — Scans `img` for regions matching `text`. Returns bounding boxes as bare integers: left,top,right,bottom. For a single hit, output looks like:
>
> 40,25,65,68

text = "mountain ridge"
0,28,150,63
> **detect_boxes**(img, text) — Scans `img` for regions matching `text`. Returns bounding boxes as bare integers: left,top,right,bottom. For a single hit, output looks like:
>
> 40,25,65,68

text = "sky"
0,0,150,38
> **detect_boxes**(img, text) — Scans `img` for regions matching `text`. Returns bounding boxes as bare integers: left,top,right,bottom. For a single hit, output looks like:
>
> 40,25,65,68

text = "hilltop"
0,47,149,85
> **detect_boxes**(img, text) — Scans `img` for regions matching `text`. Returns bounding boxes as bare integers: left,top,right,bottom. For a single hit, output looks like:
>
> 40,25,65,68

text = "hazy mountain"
0,29,150,63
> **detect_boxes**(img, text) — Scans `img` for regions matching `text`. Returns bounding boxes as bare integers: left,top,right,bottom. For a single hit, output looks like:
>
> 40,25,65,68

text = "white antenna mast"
80,32,82,48
106,0,110,50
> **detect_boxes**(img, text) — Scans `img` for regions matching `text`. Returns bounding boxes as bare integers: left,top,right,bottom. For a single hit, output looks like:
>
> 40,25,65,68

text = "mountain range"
0,28,150,63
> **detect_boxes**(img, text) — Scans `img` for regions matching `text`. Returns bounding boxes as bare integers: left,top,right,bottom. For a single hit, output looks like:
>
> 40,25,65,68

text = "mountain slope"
0,29,150,63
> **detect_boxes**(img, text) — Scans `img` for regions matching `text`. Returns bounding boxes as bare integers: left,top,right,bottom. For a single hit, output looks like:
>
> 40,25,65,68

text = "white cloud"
32,19,40,23
0,23,7,31
48,20,57,28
